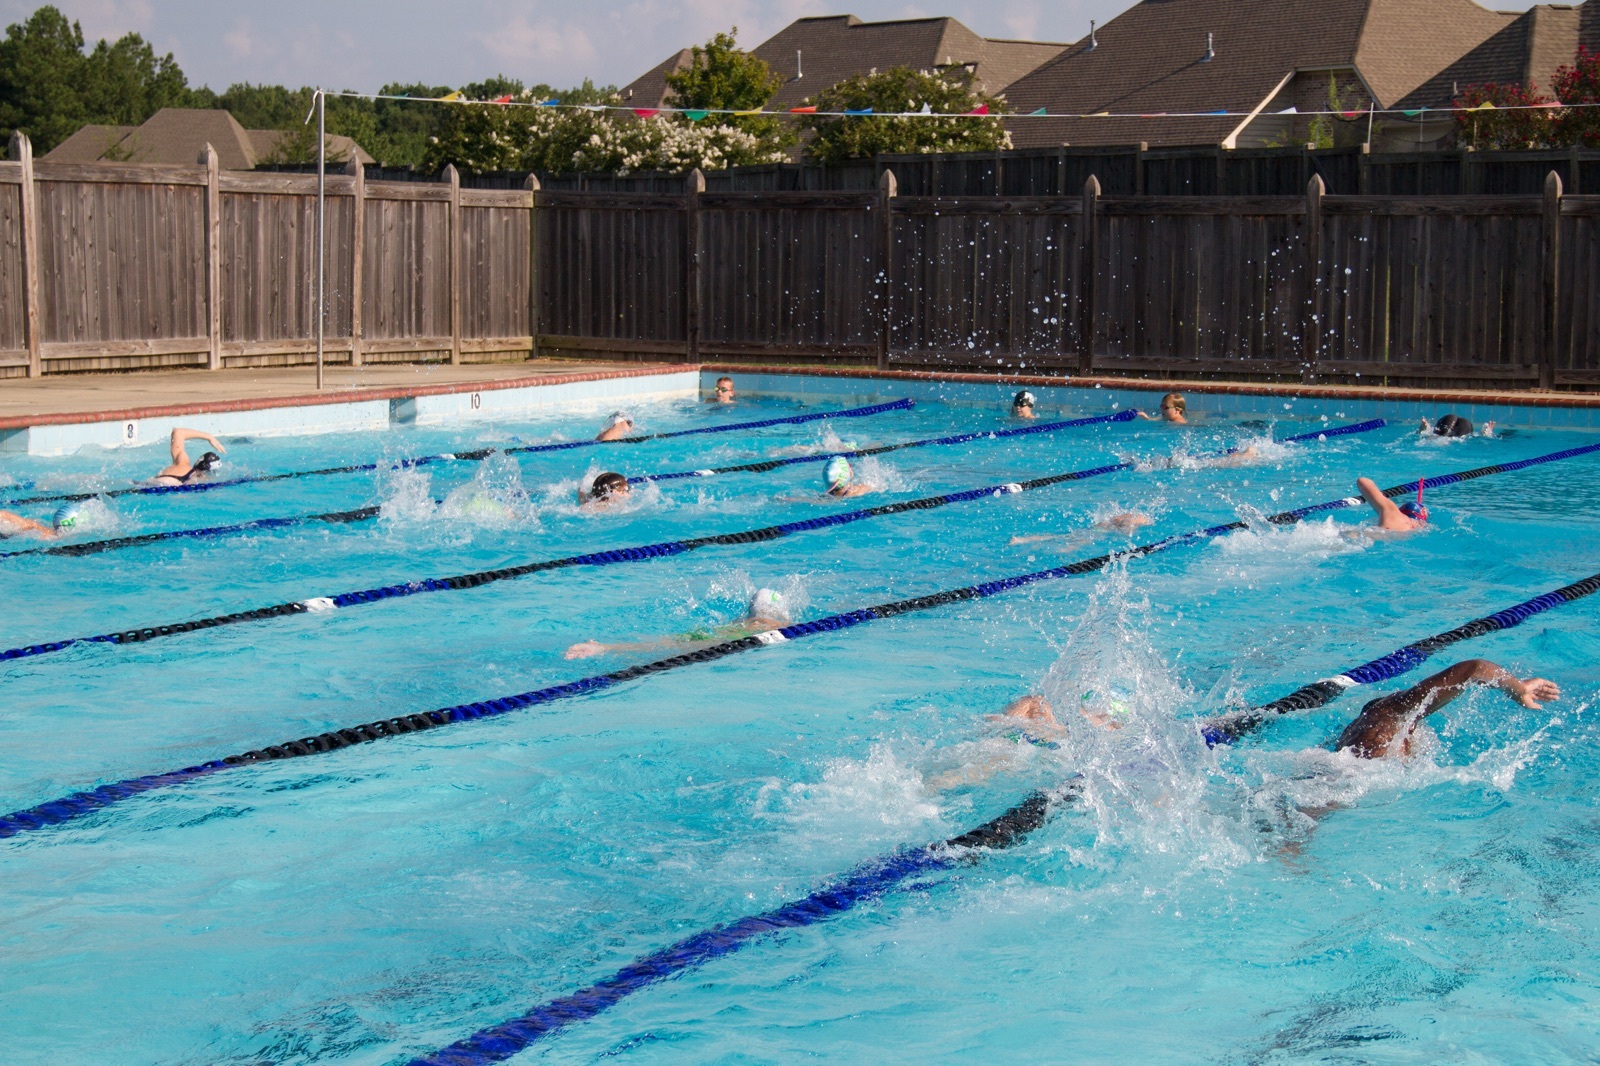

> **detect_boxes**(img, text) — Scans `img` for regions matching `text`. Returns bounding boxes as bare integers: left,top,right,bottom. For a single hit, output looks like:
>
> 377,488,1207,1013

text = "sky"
4,0,1544,96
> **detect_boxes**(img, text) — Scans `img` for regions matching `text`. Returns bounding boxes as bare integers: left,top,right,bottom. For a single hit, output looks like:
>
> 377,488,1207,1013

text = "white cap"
606,411,633,430
749,588,790,623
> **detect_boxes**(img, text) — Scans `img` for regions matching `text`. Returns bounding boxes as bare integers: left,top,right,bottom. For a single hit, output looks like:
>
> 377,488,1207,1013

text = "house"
1394,2,1599,144
621,15,1067,110
1001,0,1527,149
43,108,373,169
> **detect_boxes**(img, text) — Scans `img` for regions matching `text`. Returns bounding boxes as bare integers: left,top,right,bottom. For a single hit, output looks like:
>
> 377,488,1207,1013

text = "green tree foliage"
0,5,200,151
663,28,791,153
798,67,1008,164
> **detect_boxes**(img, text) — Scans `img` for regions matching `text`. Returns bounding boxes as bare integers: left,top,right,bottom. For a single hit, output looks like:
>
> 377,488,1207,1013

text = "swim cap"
1013,390,1036,408
605,411,632,431
52,504,80,531
1432,414,1473,438
824,456,853,488
749,587,789,623
194,451,221,472
1398,501,1429,522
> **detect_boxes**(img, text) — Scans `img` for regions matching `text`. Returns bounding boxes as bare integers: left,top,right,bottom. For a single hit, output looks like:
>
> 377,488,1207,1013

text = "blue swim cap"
824,456,853,488
52,504,81,531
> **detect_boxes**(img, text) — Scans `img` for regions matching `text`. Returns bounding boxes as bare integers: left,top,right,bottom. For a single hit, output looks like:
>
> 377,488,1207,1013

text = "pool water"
3,388,1598,1064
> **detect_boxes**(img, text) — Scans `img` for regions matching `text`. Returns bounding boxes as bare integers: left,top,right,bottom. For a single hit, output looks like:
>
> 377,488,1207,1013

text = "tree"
1452,82,1556,149
663,28,791,154
797,67,1008,165
1553,47,1600,147
0,5,202,152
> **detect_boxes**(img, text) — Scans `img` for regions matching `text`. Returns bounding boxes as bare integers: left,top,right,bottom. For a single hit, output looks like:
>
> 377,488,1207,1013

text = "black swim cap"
195,451,221,471
1013,390,1035,408
1432,414,1473,437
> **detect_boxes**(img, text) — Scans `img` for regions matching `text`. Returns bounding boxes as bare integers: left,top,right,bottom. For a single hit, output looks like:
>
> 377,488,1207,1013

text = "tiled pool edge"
2,365,699,456
704,365,1600,430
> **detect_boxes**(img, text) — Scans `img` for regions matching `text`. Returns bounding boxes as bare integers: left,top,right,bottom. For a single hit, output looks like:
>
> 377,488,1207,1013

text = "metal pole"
316,88,326,391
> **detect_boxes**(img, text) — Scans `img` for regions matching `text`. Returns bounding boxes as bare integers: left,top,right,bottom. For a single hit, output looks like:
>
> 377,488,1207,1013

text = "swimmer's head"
824,456,853,490
1398,480,1429,522
194,451,221,472
604,411,633,432
714,376,735,399
52,504,81,531
1160,392,1186,417
1432,414,1473,437
589,471,630,501
1012,390,1036,413
748,587,790,624
1083,690,1132,718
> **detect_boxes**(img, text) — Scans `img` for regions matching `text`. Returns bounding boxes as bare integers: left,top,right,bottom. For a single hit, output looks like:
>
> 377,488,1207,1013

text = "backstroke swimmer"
565,587,791,660
152,428,225,486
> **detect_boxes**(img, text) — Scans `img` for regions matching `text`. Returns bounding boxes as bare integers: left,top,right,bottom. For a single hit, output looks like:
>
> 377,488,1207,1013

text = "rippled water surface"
3,389,1597,1064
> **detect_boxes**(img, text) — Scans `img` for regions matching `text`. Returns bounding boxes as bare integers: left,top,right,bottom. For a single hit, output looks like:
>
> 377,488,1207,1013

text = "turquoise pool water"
2,388,1598,1064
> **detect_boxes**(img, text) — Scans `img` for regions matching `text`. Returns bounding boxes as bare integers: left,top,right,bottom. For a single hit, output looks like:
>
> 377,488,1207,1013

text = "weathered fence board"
536,194,686,351
221,191,354,348
0,179,23,359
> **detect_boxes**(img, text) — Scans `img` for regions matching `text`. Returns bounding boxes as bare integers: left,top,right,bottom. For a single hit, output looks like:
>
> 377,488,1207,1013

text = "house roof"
1004,0,1515,147
41,108,374,168
620,15,1066,111
1398,3,1587,107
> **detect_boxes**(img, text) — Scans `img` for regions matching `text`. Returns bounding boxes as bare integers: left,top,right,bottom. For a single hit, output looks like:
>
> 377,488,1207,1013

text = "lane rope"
31,430,1600,843
630,408,1139,482
0,420,1383,663
405,568,1600,1063
0,505,383,560
0,399,915,507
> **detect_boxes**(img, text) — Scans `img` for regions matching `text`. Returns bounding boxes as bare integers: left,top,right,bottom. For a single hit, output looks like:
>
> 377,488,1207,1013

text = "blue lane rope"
0,420,1383,662
31,427,1600,844
0,505,383,560
404,568,1600,1063
0,400,916,508
629,408,1140,483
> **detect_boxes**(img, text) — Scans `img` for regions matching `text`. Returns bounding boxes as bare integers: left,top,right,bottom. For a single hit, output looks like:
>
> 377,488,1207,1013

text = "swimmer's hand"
1509,677,1560,710
564,640,607,660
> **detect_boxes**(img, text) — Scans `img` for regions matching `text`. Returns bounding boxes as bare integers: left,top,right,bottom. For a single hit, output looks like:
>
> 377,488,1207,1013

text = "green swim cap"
824,456,853,488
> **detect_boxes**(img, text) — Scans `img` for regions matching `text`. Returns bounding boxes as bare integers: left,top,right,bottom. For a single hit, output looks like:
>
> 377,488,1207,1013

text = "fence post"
1300,174,1324,383
686,167,704,362
200,144,221,370
525,173,540,361
1541,170,1563,390
445,164,461,365
1135,142,1147,196
878,167,897,370
348,158,364,367
9,131,40,378
1078,174,1100,375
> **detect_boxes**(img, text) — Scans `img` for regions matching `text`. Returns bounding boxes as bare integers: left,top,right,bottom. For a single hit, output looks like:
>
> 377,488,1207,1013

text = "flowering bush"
1553,47,1600,147
799,67,1010,164
1452,82,1557,149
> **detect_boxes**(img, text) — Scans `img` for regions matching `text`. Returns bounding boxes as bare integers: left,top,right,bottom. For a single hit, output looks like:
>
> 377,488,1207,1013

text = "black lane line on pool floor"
0,420,1384,665
0,399,916,508
403,570,1600,1066
12,435,1596,844
0,409,1141,562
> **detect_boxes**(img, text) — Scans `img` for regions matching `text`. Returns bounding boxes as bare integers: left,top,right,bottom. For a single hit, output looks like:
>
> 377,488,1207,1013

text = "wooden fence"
4,132,1599,389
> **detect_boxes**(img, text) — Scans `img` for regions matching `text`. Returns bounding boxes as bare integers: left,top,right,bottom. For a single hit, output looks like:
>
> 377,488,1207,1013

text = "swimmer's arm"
0,511,55,537
170,428,224,459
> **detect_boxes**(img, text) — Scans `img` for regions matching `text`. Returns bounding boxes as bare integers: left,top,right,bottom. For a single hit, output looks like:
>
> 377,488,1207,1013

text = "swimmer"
580,471,631,509
596,412,634,442
1138,392,1188,424
1334,659,1558,759
822,456,873,499
565,586,791,659
1356,475,1426,533
709,376,736,404
1009,511,1153,547
1420,413,1494,438
152,428,225,486
1011,391,1037,419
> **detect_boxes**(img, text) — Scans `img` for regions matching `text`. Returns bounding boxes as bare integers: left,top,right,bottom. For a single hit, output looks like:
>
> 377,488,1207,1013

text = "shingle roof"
621,15,1066,111
1004,0,1513,147
1397,3,1586,108
41,109,374,168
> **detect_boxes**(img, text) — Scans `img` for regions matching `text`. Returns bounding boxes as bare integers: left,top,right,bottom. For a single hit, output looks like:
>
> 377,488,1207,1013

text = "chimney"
1087,20,1097,51
796,50,803,79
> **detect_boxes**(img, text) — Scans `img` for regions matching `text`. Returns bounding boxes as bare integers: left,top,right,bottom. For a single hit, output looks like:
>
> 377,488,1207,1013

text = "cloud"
223,17,259,60
475,15,598,66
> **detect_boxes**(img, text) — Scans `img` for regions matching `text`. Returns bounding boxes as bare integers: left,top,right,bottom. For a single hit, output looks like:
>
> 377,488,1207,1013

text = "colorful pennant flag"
633,108,659,118
540,98,560,106
493,94,513,104
684,109,709,121
966,104,990,115
844,107,873,115
790,105,817,113
1401,108,1423,116
1278,105,1299,114
733,108,765,116
439,91,464,102
1029,107,1047,116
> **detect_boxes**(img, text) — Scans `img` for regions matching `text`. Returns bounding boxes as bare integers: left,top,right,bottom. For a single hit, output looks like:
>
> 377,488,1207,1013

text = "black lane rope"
629,408,1138,483
0,406,1139,562
405,571,1600,1065
0,505,383,560
0,420,1383,665
14,432,1593,844
0,399,916,508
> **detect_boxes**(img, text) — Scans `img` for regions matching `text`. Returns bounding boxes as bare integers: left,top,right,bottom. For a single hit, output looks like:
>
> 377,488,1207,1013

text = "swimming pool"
3,379,1598,1064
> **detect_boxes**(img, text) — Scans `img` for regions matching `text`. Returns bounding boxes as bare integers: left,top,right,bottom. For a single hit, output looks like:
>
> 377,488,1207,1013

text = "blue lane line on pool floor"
404,570,1600,1065
23,430,1600,845
628,408,1138,483
0,399,916,508
0,407,1140,561
0,419,1383,663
